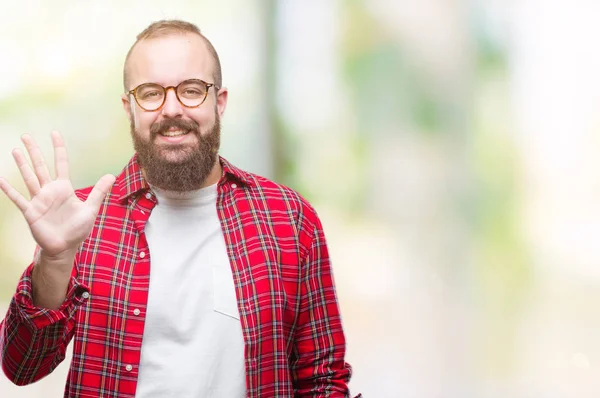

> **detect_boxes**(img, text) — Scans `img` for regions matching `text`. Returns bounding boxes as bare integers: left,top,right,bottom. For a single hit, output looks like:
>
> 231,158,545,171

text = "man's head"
121,20,227,192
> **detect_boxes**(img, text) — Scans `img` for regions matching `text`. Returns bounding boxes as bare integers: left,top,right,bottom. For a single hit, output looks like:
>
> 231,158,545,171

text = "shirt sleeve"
0,260,90,386
291,213,355,397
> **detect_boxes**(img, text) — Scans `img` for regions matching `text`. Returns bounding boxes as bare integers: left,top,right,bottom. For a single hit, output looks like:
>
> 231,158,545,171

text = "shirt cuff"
12,264,90,330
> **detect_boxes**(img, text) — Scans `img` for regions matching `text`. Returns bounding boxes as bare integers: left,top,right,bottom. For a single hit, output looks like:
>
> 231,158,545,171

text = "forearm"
293,222,352,397
293,303,352,397
32,249,76,310
1,296,73,385
1,262,87,385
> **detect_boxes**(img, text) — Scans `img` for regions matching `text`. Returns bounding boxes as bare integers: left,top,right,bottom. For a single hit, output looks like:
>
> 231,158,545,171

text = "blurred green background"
2,1,600,397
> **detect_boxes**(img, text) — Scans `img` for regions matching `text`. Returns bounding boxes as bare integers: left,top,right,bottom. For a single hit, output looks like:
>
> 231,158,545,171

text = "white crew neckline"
150,183,218,207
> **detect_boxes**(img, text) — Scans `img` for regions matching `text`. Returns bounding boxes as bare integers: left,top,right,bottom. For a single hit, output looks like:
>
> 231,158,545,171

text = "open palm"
0,132,115,257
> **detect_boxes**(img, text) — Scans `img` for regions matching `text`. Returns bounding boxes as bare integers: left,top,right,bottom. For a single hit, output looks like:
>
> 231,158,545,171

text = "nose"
161,87,184,118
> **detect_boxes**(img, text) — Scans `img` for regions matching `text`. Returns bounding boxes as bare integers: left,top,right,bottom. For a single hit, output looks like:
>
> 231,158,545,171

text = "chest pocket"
213,263,241,320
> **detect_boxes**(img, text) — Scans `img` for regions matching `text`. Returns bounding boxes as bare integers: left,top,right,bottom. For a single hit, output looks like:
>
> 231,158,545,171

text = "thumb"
85,174,116,211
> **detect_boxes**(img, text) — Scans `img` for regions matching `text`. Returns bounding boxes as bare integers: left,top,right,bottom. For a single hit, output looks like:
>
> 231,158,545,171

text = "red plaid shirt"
1,155,354,397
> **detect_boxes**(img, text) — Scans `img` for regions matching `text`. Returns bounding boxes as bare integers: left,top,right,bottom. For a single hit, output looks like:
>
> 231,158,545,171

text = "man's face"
122,33,228,191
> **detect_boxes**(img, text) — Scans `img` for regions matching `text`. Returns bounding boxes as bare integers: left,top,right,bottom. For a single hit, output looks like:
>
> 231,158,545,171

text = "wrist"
36,248,77,274
32,251,76,310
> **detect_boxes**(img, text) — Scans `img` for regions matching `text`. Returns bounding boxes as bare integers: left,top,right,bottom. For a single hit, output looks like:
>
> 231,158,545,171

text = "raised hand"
0,131,115,259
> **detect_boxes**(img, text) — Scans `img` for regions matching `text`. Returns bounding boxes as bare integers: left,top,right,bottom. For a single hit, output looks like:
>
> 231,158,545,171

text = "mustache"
150,118,200,137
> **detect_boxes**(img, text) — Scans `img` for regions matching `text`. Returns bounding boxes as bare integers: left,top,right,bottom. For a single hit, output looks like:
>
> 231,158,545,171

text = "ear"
121,93,133,122
215,87,228,118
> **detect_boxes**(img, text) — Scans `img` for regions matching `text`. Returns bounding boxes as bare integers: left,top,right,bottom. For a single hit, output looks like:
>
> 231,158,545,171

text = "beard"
130,111,221,192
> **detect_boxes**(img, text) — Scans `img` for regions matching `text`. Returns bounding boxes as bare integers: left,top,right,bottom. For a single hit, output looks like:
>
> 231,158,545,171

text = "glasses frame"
128,79,219,111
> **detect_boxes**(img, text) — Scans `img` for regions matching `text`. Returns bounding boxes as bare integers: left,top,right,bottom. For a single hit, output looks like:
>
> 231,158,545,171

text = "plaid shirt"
1,155,355,397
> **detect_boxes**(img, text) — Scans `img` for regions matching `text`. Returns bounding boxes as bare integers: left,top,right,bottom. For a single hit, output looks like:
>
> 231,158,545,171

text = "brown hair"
123,19,222,91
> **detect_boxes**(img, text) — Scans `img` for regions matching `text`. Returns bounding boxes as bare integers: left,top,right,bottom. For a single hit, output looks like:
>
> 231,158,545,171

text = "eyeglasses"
128,79,218,111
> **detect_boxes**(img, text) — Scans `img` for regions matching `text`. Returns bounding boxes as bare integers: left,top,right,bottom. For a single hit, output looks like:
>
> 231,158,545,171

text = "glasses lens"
135,83,165,111
177,80,208,107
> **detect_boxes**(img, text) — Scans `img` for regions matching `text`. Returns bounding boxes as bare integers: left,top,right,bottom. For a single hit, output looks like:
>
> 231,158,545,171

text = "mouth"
155,129,196,146
159,129,190,137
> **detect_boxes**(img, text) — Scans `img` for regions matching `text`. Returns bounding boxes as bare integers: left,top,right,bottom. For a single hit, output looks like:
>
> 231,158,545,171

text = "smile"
160,130,189,137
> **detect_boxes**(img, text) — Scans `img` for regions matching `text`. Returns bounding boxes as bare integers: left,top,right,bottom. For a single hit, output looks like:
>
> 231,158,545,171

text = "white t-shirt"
135,184,246,398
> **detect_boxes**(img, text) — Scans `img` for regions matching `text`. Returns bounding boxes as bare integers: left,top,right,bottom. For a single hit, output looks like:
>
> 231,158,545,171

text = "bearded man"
0,19,358,398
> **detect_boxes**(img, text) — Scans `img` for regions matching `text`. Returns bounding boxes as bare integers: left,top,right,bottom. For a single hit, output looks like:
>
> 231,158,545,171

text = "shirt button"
145,192,152,199
125,364,133,372
139,251,146,258
133,308,141,316
231,183,237,189
81,292,90,299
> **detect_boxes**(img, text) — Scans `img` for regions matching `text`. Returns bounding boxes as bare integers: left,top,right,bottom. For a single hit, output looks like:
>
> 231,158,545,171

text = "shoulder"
73,179,121,204
73,155,145,204
240,170,322,230
222,157,321,225
74,185,93,201
75,186,94,200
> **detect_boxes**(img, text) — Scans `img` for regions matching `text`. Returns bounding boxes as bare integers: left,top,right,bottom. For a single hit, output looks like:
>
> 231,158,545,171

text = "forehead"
127,33,213,88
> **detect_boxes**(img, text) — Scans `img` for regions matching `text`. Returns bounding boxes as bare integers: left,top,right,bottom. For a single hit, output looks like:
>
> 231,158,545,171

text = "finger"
85,174,116,212
0,177,31,213
12,148,42,197
22,134,52,186
51,131,70,180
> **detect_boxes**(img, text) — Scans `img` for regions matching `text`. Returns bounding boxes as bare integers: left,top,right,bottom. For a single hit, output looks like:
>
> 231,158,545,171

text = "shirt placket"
117,191,156,393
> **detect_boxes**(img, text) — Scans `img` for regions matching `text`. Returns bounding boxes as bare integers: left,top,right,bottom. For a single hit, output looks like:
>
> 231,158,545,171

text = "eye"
142,91,162,99
179,86,206,98
184,88,202,95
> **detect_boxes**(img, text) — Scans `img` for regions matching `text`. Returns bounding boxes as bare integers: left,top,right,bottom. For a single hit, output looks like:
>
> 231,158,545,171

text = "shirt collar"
219,155,254,187
116,154,254,203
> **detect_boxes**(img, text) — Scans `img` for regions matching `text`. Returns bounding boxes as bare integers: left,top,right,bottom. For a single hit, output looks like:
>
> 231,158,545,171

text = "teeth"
162,130,187,137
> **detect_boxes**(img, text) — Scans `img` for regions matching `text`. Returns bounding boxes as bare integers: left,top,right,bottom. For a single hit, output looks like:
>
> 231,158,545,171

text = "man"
0,20,358,397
